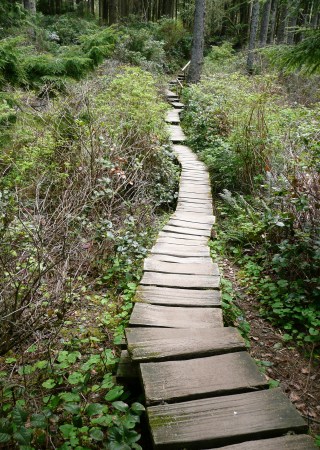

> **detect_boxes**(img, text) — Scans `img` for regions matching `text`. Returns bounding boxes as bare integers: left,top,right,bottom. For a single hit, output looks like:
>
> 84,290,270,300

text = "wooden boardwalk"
117,88,317,449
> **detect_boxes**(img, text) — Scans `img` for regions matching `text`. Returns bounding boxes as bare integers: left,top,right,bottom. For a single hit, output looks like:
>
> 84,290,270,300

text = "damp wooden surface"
120,86,309,450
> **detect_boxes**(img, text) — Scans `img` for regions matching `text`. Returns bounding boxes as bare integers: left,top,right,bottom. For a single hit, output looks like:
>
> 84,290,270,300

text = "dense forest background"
0,0,320,448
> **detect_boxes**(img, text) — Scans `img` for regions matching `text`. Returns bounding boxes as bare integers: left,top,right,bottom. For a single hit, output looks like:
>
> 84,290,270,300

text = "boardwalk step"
129,303,223,329
116,350,139,383
172,212,215,224
158,230,209,242
147,388,308,449
150,241,210,256
169,125,186,142
141,352,268,405
144,259,219,276
165,110,181,123
163,225,211,237
171,101,184,109
213,434,318,450
135,285,221,307
146,254,212,264
156,236,209,246
126,327,245,362
140,271,220,289
167,219,212,231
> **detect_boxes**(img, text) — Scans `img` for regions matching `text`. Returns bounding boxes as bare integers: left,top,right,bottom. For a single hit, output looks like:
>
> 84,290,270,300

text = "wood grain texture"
162,225,211,238
126,327,245,362
145,254,213,264
135,285,221,307
150,241,210,256
140,271,220,289
172,212,215,224
169,125,186,142
165,110,181,123
166,219,212,232
116,350,139,382
129,303,223,328
158,230,209,242
141,352,268,405
144,259,219,276
156,236,209,247
148,389,307,449
212,434,318,450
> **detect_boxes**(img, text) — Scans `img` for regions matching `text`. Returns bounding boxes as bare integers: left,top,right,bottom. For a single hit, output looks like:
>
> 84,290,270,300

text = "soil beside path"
221,257,320,439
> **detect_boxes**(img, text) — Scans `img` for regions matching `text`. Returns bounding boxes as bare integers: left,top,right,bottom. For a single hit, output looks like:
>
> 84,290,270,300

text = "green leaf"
13,427,32,445
59,392,81,403
59,424,76,438
90,416,113,427
109,442,131,450
42,379,56,389
0,433,11,443
5,357,17,364
89,427,104,441
68,372,85,385
85,403,104,417
12,407,28,426
112,401,128,412
64,403,81,414
105,386,123,402
30,413,47,429
131,402,145,415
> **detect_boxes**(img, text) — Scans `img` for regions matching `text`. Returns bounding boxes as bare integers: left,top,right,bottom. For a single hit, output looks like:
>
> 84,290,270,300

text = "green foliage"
182,55,320,347
0,38,25,88
264,30,320,75
0,346,144,449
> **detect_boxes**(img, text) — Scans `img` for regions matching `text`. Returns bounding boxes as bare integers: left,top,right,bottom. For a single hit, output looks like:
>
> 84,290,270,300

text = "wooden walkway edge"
117,83,317,449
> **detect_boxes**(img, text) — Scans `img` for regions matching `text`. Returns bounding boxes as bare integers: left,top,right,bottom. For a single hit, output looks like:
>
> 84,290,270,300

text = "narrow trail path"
117,84,317,449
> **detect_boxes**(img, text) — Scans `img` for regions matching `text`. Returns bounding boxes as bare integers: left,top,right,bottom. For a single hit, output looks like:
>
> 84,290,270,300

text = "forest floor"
221,257,320,437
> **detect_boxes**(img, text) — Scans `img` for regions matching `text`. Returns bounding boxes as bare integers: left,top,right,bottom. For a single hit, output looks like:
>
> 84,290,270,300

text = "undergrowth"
182,45,320,350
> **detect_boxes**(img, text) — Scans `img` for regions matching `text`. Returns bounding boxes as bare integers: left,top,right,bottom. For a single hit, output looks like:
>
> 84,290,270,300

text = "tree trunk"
286,0,300,44
188,0,206,84
259,0,272,46
24,0,36,13
247,0,260,73
311,0,320,27
277,0,288,43
109,0,117,23
268,0,278,43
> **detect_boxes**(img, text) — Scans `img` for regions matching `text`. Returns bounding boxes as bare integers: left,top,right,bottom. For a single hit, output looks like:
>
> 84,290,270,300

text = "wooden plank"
158,230,209,242
148,389,308,449
171,101,184,109
172,212,215,224
135,285,221,307
126,327,245,362
116,350,139,383
140,271,220,289
169,125,186,142
146,254,212,264
150,242,210,257
165,110,181,123
129,303,223,329
141,352,268,405
211,434,318,450
144,259,219,276
163,225,211,238
167,220,212,231
156,236,208,246
178,197,212,204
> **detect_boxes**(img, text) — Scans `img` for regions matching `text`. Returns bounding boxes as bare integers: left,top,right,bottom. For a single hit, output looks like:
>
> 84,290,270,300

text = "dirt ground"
221,257,320,439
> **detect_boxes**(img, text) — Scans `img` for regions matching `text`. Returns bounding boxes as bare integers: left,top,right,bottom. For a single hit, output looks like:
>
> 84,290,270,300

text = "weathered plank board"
145,254,212,264
156,237,209,247
172,212,215,224
148,389,308,449
135,285,221,307
129,303,223,329
212,434,318,450
163,225,211,238
141,352,268,405
169,125,186,142
167,220,212,232
116,350,139,383
158,230,209,242
150,242,210,257
165,110,181,123
144,259,219,276
171,101,184,109
140,271,220,289
178,197,212,205
126,327,245,362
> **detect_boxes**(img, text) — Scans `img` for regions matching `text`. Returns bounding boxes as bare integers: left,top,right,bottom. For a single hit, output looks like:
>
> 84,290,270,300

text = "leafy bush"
182,57,320,346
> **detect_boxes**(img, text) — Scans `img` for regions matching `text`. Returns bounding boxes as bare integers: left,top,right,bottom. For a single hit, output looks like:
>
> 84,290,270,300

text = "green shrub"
0,38,25,88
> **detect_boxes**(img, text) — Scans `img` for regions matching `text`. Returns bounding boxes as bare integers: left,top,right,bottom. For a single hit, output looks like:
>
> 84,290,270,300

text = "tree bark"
277,0,288,43
188,0,206,84
109,0,117,23
259,0,272,46
286,0,300,44
268,0,278,43
24,0,36,13
247,0,260,73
